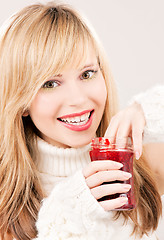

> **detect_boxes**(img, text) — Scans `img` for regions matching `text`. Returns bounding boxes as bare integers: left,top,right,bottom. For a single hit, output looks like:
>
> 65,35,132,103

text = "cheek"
92,76,107,105
100,81,107,103
29,93,59,118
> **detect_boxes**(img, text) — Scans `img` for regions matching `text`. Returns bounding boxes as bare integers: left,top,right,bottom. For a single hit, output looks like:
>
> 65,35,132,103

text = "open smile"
57,110,94,131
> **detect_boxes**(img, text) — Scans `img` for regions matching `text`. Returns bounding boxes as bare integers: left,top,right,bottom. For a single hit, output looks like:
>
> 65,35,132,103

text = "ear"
22,110,29,117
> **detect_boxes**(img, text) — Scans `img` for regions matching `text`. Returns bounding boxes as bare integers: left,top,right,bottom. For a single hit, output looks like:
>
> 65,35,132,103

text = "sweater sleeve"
34,170,114,240
33,170,158,240
131,85,164,143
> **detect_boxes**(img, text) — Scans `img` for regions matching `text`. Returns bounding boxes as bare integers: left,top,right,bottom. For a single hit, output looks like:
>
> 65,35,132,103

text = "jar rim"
91,137,133,151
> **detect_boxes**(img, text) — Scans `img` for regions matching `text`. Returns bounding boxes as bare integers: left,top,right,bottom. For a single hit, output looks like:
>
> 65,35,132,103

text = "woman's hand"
82,160,132,211
105,102,146,159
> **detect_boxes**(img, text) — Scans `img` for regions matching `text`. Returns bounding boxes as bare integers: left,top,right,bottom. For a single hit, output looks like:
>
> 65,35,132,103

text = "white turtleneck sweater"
34,85,164,240
36,140,91,196
34,139,158,240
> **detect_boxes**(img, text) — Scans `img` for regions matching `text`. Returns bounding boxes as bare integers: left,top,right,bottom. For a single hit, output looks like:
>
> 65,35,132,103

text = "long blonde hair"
0,2,161,239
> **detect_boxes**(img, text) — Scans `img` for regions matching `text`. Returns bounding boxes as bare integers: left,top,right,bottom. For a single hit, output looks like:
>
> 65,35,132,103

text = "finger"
132,133,143,160
115,122,131,141
86,170,132,188
99,197,128,211
110,122,132,150
91,183,131,200
104,115,120,140
115,135,130,150
131,120,145,159
83,160,123,178
105,116,132,146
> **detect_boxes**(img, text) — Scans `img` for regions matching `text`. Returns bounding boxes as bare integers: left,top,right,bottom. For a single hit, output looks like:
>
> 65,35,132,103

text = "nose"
65,81,87,107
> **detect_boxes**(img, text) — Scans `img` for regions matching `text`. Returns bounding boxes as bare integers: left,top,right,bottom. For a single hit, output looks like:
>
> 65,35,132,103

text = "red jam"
90,137,136,210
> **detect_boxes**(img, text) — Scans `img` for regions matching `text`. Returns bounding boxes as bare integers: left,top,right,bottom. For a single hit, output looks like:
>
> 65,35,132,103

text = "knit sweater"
34,85,164,240
34,139,158,240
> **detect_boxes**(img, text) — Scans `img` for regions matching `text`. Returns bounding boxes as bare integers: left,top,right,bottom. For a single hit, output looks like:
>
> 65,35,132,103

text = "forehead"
29,8,100,84
33,40,99,91
61,43,99,72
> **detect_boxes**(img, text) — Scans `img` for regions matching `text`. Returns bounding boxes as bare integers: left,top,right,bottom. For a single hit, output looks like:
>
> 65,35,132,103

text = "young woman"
0,2,162,240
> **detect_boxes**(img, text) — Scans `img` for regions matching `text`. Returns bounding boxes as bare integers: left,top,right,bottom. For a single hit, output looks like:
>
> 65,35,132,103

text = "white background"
0,0,164,108
0,1,163,239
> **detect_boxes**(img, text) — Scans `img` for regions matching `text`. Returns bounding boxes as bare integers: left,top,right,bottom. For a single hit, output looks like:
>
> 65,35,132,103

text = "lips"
57,110,94,131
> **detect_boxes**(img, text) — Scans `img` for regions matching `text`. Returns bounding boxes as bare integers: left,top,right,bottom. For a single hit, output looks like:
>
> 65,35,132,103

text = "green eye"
42,80,58,89
81,70,97,80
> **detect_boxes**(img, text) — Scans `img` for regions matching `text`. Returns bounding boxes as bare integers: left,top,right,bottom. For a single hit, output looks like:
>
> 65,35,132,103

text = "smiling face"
27,47,107,148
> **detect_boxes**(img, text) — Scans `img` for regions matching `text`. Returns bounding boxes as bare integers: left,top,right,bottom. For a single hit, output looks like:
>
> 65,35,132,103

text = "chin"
68,138,93,149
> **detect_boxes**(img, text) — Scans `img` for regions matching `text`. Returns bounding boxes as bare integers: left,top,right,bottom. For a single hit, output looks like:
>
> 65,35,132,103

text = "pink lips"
57,110,94,131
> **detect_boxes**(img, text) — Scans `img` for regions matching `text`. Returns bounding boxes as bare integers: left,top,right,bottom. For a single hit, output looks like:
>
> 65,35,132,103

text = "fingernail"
123,172,132,178
120,197,128,203
123,184,131,190
135,151,141,160
114,162,123,168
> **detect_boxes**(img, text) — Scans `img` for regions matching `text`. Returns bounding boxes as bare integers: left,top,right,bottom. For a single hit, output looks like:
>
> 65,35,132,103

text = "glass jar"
89,137,136,210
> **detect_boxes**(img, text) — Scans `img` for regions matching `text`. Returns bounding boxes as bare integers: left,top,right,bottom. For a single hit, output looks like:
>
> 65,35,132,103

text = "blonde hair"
0,2,161,239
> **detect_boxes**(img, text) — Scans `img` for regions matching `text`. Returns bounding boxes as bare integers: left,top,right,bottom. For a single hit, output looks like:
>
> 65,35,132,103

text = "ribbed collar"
36,138,91,177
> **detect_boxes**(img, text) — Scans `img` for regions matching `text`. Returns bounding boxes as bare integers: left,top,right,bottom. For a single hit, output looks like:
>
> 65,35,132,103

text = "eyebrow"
80,63,98,71
51,73,62,78
50,63,98,78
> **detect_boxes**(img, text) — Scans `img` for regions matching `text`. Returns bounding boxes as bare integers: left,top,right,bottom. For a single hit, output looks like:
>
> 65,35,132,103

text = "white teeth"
80,115,86,121
74,116,81,122
60,112,91,125
81,113,89,121
70,117,74,122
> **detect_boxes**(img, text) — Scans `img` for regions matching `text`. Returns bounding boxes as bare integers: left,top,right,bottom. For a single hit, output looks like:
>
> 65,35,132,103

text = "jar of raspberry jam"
89,137,136,210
